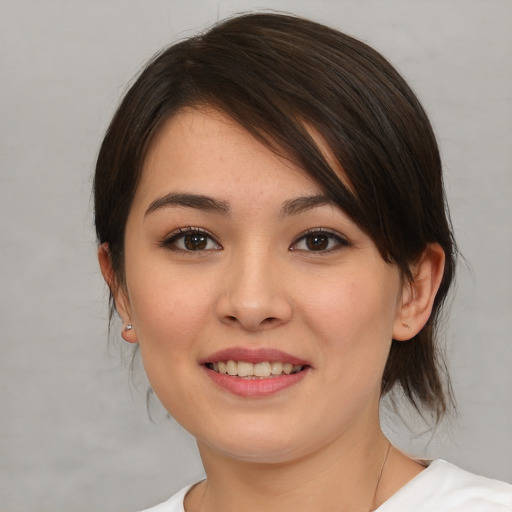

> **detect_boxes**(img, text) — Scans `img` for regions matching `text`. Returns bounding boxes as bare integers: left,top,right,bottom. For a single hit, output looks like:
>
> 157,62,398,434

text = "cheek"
126,260,217,354
302,274,397,335
298,271,399,374
125,266,217,421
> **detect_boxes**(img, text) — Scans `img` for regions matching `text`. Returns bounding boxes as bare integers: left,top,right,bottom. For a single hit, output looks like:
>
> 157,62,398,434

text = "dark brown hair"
95,13,456,421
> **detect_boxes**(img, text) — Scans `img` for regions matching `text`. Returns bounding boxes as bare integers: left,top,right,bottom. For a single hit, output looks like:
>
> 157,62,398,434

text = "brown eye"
184,233,208,251
305,234,329,251
163,228,221,252
290,229,348,253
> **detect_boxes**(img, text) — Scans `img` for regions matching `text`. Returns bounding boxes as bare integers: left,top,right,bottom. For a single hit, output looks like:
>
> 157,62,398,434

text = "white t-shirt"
140,460,512,512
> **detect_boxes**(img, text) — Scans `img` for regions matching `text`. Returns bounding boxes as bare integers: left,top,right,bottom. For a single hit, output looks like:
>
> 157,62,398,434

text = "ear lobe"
121,323,138,343
97,243,138,343
393,243,445,341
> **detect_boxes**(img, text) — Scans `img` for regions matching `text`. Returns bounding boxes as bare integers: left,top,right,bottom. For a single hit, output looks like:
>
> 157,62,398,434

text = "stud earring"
121,323,137,344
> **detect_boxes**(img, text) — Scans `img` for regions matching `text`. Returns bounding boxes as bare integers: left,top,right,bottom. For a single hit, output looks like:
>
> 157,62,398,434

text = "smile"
205,360,305,378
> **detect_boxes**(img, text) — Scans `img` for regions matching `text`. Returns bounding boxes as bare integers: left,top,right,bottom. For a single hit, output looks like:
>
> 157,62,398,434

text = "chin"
204,437,305,465
195,416,331,465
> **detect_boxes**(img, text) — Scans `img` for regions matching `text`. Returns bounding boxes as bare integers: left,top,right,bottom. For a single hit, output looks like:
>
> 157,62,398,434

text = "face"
116,107,406,463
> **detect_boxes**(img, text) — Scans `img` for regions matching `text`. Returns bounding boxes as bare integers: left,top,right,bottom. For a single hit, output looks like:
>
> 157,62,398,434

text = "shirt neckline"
374,459,445,511
177,460,447,512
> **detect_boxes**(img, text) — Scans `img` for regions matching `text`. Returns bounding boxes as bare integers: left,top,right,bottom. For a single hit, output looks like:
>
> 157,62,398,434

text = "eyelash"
161,227,222,252
290,228,350,253
161,227,349,254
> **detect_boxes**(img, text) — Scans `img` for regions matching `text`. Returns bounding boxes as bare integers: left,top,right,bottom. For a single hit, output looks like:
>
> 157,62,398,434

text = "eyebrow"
279,195,336,218
145,193,231,217
144,192,335,218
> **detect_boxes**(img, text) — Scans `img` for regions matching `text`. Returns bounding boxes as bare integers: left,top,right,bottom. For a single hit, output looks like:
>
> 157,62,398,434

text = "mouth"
201,349,310,396
205,360,307,379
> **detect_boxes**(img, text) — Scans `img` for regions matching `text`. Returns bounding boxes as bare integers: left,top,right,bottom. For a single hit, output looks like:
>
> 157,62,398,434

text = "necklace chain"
369,439,392,511
195,440,393,512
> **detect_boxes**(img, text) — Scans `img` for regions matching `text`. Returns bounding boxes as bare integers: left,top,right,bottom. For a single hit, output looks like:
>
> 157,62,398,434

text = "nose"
215,247,293,331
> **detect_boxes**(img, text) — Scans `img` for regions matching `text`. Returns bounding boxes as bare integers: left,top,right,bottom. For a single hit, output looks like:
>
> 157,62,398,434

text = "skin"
99,107,445,512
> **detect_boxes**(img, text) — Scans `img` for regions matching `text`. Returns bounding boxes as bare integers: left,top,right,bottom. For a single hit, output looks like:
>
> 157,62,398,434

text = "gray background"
1,1,511,511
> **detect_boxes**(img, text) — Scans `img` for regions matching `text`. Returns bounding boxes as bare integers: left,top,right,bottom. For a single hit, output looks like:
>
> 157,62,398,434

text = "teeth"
226,360,237,376
237,361,254,377
210,360,304,378
282,363,293,375
270,361,283,375
254,362,271,377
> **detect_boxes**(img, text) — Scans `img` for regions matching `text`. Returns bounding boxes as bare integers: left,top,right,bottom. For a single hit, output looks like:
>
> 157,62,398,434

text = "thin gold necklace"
369,440,392,511
195,440,393,512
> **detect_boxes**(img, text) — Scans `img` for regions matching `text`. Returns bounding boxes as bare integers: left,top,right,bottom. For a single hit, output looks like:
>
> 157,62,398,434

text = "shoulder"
137,465,512,512
138,483,194,512
378,459,512,512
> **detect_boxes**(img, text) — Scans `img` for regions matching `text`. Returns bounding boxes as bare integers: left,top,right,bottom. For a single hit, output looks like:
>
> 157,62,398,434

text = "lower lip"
203,366,309,397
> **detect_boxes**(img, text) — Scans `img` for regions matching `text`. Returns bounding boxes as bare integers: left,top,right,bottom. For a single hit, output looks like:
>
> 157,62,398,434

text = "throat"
192,437,398,512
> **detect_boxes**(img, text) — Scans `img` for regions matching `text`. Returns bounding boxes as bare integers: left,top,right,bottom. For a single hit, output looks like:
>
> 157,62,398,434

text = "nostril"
223,315,281,329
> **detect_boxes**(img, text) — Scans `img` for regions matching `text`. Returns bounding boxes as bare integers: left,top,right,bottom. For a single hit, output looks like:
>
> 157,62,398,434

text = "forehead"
136,107,326,205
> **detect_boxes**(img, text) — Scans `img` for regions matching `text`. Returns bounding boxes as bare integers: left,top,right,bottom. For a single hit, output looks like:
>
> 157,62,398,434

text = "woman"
94,13,512,512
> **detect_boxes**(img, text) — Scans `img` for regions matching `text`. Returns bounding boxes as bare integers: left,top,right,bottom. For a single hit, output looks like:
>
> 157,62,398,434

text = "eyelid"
289,228,350,252
161,226,222,251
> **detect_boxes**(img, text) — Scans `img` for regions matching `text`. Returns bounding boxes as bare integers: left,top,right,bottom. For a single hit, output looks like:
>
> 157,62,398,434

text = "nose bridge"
217,241,292,330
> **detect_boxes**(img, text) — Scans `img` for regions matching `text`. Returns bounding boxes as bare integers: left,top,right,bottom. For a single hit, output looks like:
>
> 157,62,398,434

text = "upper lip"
200,347,310,366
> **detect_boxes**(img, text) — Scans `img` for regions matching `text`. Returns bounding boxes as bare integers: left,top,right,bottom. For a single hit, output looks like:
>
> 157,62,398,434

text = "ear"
393,243,445,341
97,243,138,343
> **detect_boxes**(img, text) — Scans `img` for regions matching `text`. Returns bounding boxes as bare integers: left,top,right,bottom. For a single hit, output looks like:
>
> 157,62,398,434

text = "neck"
189,424,391,512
